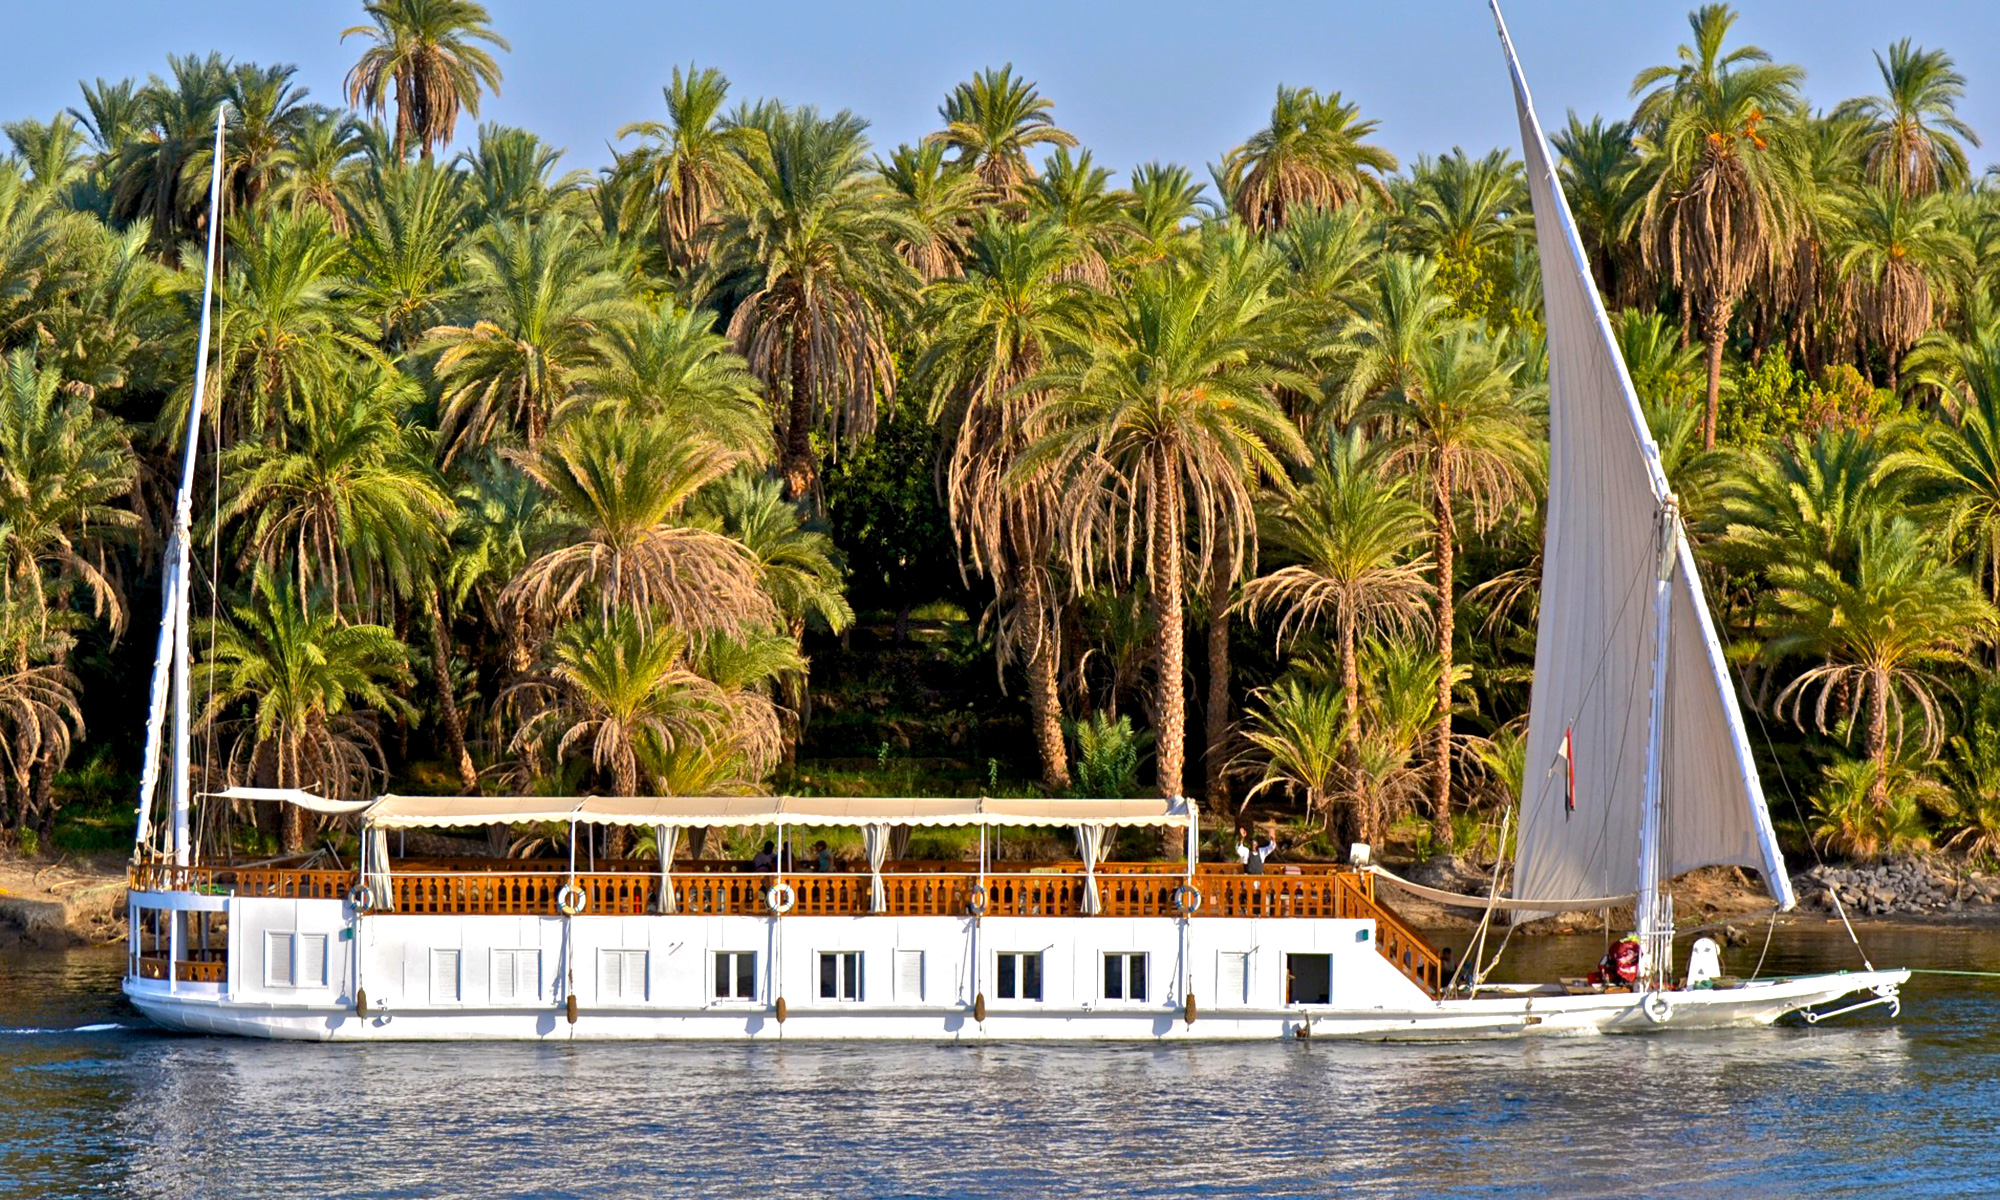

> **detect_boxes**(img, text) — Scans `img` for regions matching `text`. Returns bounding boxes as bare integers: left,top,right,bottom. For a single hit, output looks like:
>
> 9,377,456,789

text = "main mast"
1635,499,1680,989
135,104,226,867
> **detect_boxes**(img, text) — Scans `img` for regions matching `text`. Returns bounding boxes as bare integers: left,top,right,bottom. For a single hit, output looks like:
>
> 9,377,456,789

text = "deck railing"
132,860,1441,995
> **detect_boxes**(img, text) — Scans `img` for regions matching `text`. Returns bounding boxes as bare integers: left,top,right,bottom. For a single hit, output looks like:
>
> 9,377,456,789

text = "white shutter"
298,935,329,987
265,932,294,987
431,949,462,1003
598,949,623,998
493,949,516,1000
895,949,923,1001
1219,952,1249,1005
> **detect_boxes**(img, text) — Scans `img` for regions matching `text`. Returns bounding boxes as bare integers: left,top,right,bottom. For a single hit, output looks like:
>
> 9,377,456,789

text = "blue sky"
7,1,1997,188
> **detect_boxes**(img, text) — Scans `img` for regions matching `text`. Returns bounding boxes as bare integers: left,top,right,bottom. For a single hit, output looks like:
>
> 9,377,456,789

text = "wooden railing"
174,959,227,983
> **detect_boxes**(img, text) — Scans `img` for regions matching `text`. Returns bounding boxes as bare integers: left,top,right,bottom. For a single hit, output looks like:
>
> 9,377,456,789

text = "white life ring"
556,884,588,916
1173,884,1203,915
1641,991,1674,1025
347,882,375,912
766,882,796,915
966,884,988,916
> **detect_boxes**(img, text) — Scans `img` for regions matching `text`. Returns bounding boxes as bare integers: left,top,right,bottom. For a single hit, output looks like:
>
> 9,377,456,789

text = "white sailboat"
121,11,1905,1041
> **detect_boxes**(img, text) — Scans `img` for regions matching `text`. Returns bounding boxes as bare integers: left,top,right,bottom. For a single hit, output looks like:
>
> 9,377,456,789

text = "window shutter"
895,950,923,1001
1220,952,1249,1005
599,949,623,999
493,950,516,1000
431,949,462,1003
265,932,294,987
298,935,329,987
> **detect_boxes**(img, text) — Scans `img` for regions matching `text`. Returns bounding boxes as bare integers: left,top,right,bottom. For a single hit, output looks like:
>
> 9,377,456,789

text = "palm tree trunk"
783,326,817,499
428,590,480,795
1021,571,1070,792
1867,665,1890,809
1341,608,1369,845
1702,302,1730,450
1150,454,1187,812
1204,542,1233,812
1432,468,1457,852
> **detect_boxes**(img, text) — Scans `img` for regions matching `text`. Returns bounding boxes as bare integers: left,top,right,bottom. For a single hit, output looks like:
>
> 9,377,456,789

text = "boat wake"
0,1022,133,1035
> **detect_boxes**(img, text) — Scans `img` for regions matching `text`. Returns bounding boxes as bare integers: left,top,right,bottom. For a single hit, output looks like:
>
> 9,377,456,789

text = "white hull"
122,889,1905,1042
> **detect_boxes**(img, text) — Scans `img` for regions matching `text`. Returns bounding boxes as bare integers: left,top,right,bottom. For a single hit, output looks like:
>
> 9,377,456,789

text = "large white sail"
1492,6,1794,914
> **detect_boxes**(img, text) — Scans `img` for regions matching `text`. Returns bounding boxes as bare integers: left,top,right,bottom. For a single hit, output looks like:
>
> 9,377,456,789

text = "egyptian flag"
1558,724,1575,816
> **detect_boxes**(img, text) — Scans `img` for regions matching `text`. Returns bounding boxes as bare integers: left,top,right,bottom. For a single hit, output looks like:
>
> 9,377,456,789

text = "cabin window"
492,949,541,1002
1285,953,1331,1005
264,932,327,988
1103,952,1147,1002
1218,951,1250,1005
996,952,1043,1001
818,951,862,1002
599,949,649,1002
894,949,924,1002
714,951,757,1001
431,949,462,1004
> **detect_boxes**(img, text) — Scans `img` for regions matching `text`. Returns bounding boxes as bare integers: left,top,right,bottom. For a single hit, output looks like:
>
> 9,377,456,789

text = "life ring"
1173,884,1203,915
966,884,988,916
766,882,796,915
1641,991,1674,1025
347,882,375,911
556,884,588,916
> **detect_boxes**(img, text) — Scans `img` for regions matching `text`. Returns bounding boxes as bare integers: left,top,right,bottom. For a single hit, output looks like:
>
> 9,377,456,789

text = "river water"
1,926,1994,1198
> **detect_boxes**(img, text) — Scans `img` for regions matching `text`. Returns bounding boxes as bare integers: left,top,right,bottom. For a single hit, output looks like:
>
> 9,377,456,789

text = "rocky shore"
1799,860,2000,919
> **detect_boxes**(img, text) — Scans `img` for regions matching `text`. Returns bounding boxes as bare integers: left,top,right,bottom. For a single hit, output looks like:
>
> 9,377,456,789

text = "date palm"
0,165,68,346
918,215,1103,790
1839,39,1979,196
700,105,921,498
1240,430,1434,780
879,140,982,281
1392,148,1527,268
456,123,587,224
583,300,769,455
932,65,1077,203
109,53,230,246
1551,114,1644,303
0,602,82,835
1221,86,1396,233
4,114,89,197
1763,515,1996,806
1362,327,1538,848
1331,253,1461,428
1022,251,1309,806
425,213,632,459
1236,678,1347,833
1024,147,1127,289
693,471,853,637
503,409,775,639
271,109,364,234
343,160,471,350
1123,162,1206,267
1630,3,1804,449
198,564,414,845
183,62,311,215
1896,330,2000,602
343,0,509,162
616,65,766,271
1834,181,1969,393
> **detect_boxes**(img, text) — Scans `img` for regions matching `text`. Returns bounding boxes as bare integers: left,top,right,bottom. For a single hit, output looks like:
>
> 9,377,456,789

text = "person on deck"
812,840,833,873
751,841,778,872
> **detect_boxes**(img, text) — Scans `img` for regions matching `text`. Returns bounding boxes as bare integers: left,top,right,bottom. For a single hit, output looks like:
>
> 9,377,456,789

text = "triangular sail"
1490,4,1794,914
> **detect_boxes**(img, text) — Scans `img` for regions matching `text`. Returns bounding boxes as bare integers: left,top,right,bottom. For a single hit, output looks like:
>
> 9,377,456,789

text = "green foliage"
824,405,959,616
1066,712,1148,799
1809,755,1940,858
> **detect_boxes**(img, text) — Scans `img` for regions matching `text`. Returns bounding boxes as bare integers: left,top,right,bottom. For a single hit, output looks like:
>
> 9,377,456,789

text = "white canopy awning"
359,794,1194,831
203,786,373,815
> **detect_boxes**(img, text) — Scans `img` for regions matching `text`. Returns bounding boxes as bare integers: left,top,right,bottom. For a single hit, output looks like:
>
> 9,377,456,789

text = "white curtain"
655,824,680,914
864,823,890,913
1075,825,1104,916
366,826,395,911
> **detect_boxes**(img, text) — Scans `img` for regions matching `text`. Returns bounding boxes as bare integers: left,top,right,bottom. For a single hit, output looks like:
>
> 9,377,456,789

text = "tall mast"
135,104,226,866
1635,498,1681,989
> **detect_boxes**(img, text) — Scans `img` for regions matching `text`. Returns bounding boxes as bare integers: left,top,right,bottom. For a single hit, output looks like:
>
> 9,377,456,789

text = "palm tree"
878,141,983,281
424,213,632,458
271,109,365,233
1895,330,2000,602
503,409,775,638
693,472,853,637
1630,3,1805,448
4,114,89,196
918,216,1102,790
0,602,82,835
700,105,921,497
1331,253,1461,427
1834,182,1969,393
932,65,1077,202
1839,39,1980,196
0,349,138,634
1221,86,1396,233
615,65,767,270
109,53,230,246
343,160,471,350
343,0,509,161
456,123,588,224
1763,515,1996,805
1551,114,1643,302
1363,328,1538,848
1122,162,1206,267
1022,252,1309,806
583,300,769,454
1236,678,1347,833
503,612,726,799
199,564,414,847
183,62,312,215
219,368,451,621
1240,431,1434,779
1392,149,1528,323
1025,147,1128,289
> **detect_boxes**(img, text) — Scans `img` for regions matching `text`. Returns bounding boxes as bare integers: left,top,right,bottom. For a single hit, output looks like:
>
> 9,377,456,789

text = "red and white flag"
1558,724,1575,815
